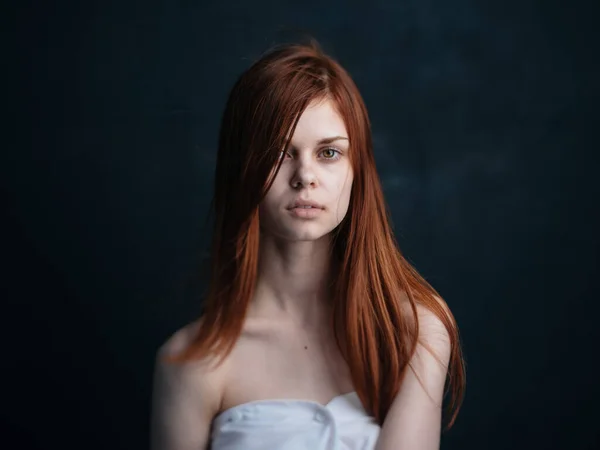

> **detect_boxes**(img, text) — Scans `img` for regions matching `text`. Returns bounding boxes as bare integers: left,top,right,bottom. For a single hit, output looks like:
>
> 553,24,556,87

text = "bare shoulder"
414,298,452,366
400,293,451,331
150,319,225,450
157,319,203,359
154,318,225,402
399,293,452,359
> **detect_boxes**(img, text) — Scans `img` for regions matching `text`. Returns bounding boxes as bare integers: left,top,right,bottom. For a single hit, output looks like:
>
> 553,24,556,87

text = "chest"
219,322,354,412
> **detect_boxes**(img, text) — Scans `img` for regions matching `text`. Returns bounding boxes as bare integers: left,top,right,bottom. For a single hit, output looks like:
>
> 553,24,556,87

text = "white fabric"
210,391,381,450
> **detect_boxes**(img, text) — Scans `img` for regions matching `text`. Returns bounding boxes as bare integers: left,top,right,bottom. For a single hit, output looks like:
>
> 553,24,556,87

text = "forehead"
291,98,348,143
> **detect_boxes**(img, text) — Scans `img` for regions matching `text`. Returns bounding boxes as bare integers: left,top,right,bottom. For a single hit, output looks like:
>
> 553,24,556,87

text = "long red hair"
167,38,465,430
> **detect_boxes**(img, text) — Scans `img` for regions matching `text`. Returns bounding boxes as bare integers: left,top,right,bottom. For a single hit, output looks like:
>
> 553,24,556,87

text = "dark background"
4,0,599,449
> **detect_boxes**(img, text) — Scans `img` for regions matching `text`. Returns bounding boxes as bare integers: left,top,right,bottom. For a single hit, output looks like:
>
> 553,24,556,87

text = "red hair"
167,38,465,430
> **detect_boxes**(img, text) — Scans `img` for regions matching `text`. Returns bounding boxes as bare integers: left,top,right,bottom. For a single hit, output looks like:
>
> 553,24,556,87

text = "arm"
375,304,452,450
150,328,220,450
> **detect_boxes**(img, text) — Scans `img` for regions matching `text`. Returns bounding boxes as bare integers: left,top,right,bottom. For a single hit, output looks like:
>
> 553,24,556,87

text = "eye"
280,147,343,161
320,147,342,160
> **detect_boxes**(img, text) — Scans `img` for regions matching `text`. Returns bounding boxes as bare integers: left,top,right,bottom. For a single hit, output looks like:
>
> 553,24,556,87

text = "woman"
151,38,466,450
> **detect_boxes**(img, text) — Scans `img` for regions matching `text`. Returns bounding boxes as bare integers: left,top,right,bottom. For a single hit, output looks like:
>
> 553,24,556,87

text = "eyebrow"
316,136,349,145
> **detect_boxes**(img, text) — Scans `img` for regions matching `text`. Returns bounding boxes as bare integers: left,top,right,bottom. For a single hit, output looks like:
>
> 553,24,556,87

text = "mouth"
287,200,325,210
288,205,324,218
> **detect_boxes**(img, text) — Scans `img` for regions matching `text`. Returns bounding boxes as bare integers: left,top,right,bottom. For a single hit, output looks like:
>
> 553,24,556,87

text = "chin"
286,227,333,242
260,216,337,242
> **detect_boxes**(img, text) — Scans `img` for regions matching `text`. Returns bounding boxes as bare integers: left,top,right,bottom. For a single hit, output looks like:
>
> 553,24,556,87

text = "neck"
249,233,336,329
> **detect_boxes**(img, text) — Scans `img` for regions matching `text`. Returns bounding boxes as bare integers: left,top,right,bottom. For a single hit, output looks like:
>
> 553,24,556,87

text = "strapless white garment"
209,391,381,450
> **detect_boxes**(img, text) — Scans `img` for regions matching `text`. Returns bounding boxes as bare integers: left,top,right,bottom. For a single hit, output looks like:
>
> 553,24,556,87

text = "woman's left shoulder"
413,300,452,364
403,294,452,328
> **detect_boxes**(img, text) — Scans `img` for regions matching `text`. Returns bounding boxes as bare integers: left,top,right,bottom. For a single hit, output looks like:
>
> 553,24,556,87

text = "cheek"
336,172,353,201
327,176,353,221
260,181,287,220
266,169,288,195
259,195,278,217
258,198,279,232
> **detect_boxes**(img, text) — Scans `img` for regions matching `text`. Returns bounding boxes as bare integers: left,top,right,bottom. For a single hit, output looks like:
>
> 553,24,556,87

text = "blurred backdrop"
4,0,599,449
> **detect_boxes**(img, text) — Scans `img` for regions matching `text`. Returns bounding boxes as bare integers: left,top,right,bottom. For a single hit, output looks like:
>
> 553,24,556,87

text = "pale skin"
150,98,451,450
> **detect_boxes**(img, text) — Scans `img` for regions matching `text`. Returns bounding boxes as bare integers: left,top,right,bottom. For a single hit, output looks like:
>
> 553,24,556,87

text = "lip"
287,199,325,210
288,206,323,219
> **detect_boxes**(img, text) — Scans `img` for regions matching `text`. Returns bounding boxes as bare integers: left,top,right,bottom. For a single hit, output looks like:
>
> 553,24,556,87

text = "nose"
290,162,318,189
290,158,317,188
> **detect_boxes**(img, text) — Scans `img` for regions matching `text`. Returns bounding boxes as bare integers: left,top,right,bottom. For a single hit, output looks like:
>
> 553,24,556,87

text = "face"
259,98,354,241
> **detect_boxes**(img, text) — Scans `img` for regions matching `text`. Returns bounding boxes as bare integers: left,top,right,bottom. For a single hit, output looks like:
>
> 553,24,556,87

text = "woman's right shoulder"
157,318,203,360
153,317,226,400
155,319,225,409
151,318,224,450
